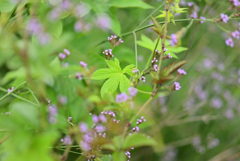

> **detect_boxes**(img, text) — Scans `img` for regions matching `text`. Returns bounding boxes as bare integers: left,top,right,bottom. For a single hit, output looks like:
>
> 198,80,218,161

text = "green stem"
133,31,138,68
215,23,230,33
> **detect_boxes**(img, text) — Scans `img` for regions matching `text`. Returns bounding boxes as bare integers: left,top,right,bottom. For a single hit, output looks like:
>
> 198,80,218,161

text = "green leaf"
119,74,130,93
167,46,188,53
49,21,63,38
161,60,187,77
91,68,120,80
137,34,155,51
107,0,152,9
101,155,112,161
106,58,121,71
122,64,135,76
123,133,157,149
112,151,125,161
109,13,121,36
101,75,121,98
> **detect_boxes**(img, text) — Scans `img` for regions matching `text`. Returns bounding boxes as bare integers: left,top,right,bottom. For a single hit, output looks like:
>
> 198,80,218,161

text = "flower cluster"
60,136,72,145
177,68,187,75
170,34,178,46
174,82,181,90
75,72,83,80
80,61,87,68
48,105,58,124
102,49,114,59
59,49,70,60
108,35,124,47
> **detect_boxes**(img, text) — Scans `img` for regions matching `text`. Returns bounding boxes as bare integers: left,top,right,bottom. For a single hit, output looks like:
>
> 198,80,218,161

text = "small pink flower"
225,38,234,47
200,16,206,23
221,14,229,23
80,61,87,68
232,30,240,39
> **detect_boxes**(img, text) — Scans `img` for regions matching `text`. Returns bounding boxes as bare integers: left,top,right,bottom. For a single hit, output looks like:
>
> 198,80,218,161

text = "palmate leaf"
137,34,188,59
91,68,120,80
100,75,121,98
161,60,187,77
91,58,134,98
119,74,130,93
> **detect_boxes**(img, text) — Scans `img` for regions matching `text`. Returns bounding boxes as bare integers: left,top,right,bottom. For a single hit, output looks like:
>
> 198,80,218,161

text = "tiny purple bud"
63,49,70,55
141,76,146,82
221,14,229,23
80,61,87,68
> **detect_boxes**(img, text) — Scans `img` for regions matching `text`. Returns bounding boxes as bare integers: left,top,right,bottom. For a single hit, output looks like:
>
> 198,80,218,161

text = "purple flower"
27,18,43,34
75,72,83,80
80,61,87,68
48,8,61,21
58,95,68,105
80,140,91,151
167,53,172,58
74,21,83,32
210,97,222,109
141,76,146,82
232,30,240,39
92,115,99,123
63,49,70,55
48,105,58,123
170,34,178,46
233,0,240,6
68,117,72,122
191,12,197,19
96,14,111,30
154,64,158,71
7,87,14,93
59,53,66,60
220,14,229,23
74,3,91,18
174,82,181,90
99,115,107,123
115,93,128,103
128,87,138,97
62,0,72,10
188,2,194,6
200,16,206,23
224,108,234,119
95,125,106,133
60,136,72,145
37,33,51,45
132,69,139,73
177,68,187,75
79,122,88,133
225,38,234,47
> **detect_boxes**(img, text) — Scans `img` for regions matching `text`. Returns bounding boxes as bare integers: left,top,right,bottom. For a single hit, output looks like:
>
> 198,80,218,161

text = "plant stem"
133,31,138,68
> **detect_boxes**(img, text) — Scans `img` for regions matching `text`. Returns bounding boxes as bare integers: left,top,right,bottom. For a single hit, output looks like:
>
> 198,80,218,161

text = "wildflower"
7,87,14,93
74,21,83,32
128,87,138,97
220,14,229,23
232,30,240,39
95,125,106,133
59,53,66,60
167,53,172,58
154,64,158,71
74,2,91,18
116,38,124,46
96,14,111,30
92,115,99,123
68,117,72,122
188,2,194,7
80,61,87,68
191,12,197,19
116,93,128,103
170,34,178,46
62,62,69,67
48,105,58,123
225,38,234,47
224,108,234,119
210,97,222,109
132,69,139,73
200,16,206,23
58,95,68,105
177,68,187,75
63,49,70,55
141,76,146,82
62,0,72,10
80,140,91,151
75,72,83,80
233,0,240,6
60,136,72,145
151,57,158,64
102,49,114,57
79,122,88,133
99,115,107,123
174,82,181,90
